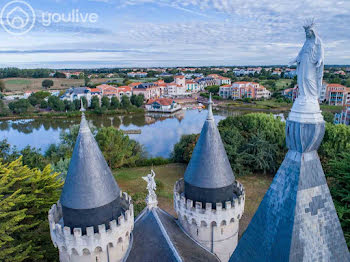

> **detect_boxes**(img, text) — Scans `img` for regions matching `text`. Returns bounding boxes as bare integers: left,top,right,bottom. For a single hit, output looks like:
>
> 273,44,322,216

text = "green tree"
327,152,350,247
52,158,70,179
40,100,48,109
8,99,31,114
123,78,132,85
239,132,279,174
90,96,100,110
53,72,66,78
28,91,51,106
0,79,5,92
205,85,220,94
319,123,350,171
110,96,120,109
171,134,199,163
84,75,91,86
101,96,110,109
322,111,334,123
121,95,132,109
20,146,48,170
131,94,144,107
42,79,54,89
0,100,9,116
63,100,75,111
0,158,63,261
96,127,142,169
48,96,65,111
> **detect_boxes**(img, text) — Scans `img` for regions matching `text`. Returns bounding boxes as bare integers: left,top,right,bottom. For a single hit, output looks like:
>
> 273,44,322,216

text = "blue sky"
0,0,349,68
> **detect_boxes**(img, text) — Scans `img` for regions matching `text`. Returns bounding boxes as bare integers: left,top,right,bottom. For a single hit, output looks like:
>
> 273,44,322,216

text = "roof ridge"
152,209,182,262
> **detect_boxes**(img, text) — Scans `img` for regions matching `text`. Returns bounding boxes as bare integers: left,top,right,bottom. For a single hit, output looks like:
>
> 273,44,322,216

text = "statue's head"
303,19,315,39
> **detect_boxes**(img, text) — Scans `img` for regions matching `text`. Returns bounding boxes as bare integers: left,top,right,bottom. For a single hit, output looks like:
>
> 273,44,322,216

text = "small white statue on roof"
142,169,158,209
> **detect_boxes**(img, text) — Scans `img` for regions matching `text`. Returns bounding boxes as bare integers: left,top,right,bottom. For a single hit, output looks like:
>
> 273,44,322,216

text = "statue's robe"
296,37,324,98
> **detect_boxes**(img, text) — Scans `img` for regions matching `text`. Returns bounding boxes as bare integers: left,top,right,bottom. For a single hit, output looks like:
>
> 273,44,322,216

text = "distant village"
2,65,350,124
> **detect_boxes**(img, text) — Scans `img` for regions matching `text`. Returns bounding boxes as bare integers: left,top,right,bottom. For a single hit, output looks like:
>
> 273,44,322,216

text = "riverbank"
216,99,343,113
0,108,145,121
114,163,273,237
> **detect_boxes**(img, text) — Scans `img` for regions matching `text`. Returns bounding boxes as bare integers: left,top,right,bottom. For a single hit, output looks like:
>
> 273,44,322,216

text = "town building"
219,84,232,99
61,87,92,106
325,83,350,106
219,82,271,100
132,82,160,100
284,68,297,78
283,87,298,101
145,98,181,113
165,82,186,96
95,84,133,100
116,86,133,99
96,84,119,99
185,79,200,93
197,77,217,90
127,72,148,78
208,74,231,86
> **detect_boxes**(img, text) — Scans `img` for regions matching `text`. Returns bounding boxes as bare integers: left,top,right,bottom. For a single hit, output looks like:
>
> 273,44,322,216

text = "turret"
48,111,134,262
174,94,245,262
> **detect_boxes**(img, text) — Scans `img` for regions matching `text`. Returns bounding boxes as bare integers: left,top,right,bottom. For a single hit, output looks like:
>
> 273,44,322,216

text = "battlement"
174,179,245,227
48,191,134,256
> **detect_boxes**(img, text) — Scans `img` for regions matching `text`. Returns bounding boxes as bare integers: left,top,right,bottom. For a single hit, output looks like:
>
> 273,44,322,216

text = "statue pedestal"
146,194,158,209
288,96,324,123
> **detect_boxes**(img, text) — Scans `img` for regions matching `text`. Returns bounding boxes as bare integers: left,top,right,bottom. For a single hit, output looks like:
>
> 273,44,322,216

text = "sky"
0,0,349,68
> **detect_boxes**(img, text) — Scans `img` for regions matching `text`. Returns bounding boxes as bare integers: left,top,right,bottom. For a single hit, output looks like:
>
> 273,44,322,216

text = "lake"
0,109,245,158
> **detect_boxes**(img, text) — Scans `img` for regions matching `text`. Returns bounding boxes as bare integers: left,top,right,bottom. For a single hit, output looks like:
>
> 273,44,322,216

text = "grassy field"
219,99,292,111
261,78,293,91
114,163,273,237
2,77,158,93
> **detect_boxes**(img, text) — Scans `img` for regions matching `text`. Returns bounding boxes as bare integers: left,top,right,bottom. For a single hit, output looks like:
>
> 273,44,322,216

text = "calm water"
0,109,243,158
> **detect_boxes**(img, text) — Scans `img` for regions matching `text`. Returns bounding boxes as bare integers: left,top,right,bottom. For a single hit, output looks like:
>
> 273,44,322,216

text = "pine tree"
0,157,63,261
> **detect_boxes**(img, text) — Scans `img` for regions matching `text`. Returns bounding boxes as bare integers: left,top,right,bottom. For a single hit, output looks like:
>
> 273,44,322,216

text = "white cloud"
0,0,349,67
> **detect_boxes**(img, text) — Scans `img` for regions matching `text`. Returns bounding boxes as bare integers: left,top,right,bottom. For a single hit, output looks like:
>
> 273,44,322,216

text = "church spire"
207,93,214,121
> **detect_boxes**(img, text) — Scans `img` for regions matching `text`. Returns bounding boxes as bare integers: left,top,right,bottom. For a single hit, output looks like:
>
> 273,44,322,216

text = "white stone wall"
174,179,245,262
49,192,134,262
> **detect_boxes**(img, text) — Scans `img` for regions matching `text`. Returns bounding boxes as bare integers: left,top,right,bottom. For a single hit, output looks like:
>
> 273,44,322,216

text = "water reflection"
0,109,233,157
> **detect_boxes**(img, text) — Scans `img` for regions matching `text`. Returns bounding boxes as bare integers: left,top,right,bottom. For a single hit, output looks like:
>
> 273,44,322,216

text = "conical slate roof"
60,113,120,210
184,94,235,189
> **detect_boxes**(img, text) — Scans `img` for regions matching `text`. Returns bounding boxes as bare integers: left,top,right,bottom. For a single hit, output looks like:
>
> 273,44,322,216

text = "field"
114,163,273,237
2,77,157,93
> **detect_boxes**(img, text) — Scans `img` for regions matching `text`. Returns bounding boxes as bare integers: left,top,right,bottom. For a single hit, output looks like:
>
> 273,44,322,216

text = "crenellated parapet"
174,178,245,228
48,192,134,257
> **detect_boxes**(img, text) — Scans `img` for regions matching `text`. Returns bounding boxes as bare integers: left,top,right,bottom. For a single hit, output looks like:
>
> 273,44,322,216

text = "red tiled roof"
97,84,117,90
327,84,346,88
221,84,231,87
147,98,174,106
129,82,142,88
89,88,101,93
117,86,132,92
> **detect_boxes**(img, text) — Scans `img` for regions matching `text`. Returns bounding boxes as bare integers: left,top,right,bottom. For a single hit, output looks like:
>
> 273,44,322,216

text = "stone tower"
174,94,245,262
48,113,134,262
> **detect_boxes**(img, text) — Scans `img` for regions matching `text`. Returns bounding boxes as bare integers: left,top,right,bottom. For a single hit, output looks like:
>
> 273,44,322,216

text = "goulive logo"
1,0,99,36
1,0,35,35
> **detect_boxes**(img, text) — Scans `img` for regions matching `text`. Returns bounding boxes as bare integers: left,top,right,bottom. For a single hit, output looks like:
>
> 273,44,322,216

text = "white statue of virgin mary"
288,19,325,123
